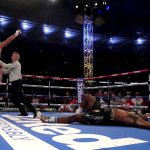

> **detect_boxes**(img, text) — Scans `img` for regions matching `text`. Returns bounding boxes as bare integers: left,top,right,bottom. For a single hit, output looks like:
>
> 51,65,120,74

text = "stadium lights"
0,15,11,26
64,29,78,39
108,37,125,44
21,20,33,31
136,38,146,45
43,24,57,34
74,0,110,16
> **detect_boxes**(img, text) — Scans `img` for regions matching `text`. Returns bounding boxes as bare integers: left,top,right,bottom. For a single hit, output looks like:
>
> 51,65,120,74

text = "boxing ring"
0,69,150,150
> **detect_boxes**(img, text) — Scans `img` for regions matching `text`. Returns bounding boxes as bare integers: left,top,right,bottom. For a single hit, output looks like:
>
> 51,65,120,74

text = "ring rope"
21,68,148,81
0,82,148,89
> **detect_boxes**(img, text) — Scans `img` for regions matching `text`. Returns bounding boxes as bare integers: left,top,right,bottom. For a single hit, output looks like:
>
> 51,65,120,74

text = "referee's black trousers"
10,79,36,115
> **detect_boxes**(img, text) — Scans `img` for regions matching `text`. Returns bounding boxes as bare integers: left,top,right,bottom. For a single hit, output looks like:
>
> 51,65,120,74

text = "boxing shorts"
82,106,114,125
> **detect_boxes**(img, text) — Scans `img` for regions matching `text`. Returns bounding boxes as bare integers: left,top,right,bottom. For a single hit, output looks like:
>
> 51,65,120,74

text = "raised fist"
15,30,22,37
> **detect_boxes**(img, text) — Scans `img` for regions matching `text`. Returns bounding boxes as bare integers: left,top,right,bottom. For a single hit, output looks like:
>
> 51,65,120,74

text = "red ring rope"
22,69,148,81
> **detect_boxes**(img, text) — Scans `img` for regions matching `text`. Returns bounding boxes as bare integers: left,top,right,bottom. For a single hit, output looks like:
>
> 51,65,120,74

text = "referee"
0,52,42,118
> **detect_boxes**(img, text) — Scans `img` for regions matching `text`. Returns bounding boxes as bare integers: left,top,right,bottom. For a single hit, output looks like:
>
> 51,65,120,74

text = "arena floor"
0,112,150,150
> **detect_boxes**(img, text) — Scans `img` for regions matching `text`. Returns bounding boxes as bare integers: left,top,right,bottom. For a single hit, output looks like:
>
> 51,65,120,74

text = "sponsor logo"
1,115,148,150
0,117,58,150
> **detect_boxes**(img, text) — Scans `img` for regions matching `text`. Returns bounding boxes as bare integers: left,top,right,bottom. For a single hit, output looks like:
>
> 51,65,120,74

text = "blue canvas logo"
1,115,148,150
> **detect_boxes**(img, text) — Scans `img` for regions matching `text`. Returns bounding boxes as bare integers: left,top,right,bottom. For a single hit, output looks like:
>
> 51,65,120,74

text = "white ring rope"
0,82,148,89
87,82,148,89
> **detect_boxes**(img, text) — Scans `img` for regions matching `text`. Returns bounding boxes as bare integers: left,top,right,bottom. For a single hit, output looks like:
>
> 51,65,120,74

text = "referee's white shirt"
0,60,22,82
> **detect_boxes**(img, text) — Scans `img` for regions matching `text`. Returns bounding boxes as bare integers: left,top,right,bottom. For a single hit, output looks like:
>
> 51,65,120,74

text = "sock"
48,117,57,123
76,107,83,114
36,111,44,119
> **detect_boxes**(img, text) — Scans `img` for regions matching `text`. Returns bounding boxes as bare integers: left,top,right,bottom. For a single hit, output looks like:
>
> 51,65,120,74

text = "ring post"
48,80,51,107
76,78,85,104
5,78,9,108
107,79,111,107
148,73,150,109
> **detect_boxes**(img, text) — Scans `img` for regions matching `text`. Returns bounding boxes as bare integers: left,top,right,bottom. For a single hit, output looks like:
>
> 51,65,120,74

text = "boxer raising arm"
0,30,21,57
0,30,21,83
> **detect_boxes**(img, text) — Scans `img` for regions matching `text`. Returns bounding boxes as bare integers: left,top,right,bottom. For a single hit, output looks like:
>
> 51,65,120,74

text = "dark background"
0,0,150,79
